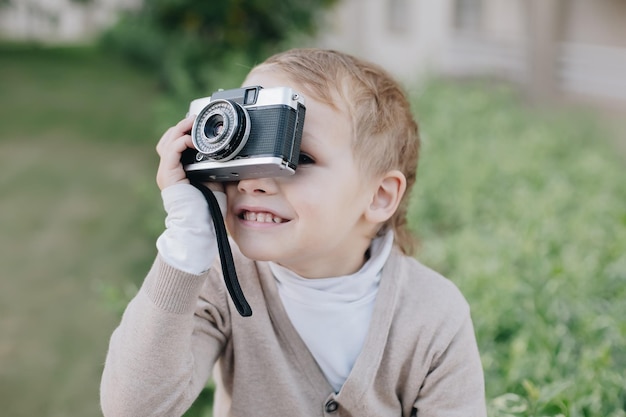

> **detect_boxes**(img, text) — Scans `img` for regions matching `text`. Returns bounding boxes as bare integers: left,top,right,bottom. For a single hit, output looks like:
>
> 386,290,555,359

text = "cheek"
224,212,237,237
286,186,317,218
291,184,352,222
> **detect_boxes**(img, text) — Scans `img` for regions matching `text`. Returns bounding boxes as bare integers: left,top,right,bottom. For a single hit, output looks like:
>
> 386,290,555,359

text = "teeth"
243,211,283,224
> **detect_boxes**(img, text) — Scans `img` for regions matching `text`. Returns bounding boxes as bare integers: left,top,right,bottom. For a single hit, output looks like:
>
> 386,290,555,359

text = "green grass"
0,44,164,143
1,45,624,417
0,44,163,417
410,80,626,416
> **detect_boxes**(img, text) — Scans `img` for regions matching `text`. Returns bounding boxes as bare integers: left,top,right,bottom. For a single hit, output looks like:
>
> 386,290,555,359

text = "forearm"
101,184,227,416
100,257,226,417
156,183,225,275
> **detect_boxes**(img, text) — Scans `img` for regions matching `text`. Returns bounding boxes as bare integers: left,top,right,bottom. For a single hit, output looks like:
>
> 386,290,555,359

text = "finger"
169,134,194,153
156,116,196,154
159,135,191,168
168,114,195,134
156,151,189,189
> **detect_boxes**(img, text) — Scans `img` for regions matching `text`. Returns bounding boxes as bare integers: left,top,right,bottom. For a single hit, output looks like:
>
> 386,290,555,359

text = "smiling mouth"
241,211,285,224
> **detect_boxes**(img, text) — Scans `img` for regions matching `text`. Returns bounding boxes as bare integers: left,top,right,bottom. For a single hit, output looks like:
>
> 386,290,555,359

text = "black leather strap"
190,180,252,317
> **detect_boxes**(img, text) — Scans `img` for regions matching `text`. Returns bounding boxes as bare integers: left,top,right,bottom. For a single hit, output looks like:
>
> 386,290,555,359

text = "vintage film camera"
182,86,306,181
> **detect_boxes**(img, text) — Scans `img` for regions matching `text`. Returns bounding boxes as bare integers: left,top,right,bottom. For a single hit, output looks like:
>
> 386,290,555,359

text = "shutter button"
325,399,339,413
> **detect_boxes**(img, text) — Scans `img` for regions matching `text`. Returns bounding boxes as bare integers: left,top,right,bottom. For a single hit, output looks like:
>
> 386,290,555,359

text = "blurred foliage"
99,0,337,101
410,80,626,416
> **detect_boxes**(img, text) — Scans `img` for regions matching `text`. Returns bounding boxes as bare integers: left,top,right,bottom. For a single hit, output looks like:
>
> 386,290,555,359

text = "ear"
365,170,407,224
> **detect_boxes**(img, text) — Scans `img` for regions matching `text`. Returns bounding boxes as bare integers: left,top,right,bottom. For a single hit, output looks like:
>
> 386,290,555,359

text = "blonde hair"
252,48,420,255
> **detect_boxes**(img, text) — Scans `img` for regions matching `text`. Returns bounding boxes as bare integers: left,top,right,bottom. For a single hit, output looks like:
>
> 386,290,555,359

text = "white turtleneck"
269,231,394,392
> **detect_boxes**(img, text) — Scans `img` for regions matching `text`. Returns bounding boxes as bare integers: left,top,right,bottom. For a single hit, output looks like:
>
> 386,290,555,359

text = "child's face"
224,70,382,279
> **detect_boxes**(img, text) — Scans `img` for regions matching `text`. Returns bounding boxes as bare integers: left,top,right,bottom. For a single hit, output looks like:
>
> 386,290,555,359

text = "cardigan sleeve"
100,255,231,417
412,313,487,417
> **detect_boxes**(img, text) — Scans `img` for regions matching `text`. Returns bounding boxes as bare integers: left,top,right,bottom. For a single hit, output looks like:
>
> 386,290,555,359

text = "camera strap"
190,180,253,317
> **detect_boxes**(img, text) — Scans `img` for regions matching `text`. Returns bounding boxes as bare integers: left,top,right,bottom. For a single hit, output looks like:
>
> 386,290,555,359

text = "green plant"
99,0,337,100
410,79,626,416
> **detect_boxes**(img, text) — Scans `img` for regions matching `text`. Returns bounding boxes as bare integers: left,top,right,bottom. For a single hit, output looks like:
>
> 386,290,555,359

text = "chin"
235,240,279,262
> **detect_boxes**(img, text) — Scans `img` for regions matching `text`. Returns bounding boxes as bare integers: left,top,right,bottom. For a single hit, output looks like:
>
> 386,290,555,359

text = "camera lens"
192,99,250,160
204,114,227,141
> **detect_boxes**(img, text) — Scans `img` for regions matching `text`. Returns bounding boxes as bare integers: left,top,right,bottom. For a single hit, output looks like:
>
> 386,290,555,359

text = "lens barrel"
192,99,250,161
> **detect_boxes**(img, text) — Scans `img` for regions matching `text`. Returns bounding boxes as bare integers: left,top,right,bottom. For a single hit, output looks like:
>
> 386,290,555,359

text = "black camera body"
182,86,306,181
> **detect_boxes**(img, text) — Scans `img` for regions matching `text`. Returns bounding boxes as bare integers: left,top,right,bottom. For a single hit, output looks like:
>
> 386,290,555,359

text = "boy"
101,48,486,416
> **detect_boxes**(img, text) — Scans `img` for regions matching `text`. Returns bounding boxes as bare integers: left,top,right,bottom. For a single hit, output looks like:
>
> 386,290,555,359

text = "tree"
101,0,337,99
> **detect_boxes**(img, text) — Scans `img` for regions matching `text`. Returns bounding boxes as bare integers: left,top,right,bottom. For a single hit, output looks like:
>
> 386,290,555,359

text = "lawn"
1,45,624,417
0,45,163,417
411,81,626,416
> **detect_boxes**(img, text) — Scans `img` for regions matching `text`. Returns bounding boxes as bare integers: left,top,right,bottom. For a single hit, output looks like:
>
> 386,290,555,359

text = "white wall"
317,0,452,82
317,0,626,103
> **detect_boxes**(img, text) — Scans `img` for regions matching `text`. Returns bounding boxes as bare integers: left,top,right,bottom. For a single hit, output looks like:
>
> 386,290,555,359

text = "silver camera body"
182,86,306,181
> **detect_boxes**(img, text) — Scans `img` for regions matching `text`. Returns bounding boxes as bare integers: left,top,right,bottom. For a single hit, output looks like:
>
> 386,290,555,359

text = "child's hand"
155,116,225,194
156,116,195,190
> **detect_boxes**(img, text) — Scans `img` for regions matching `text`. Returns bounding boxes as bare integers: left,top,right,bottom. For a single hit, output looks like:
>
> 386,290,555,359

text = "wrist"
157,175,190,191
157,183,219,274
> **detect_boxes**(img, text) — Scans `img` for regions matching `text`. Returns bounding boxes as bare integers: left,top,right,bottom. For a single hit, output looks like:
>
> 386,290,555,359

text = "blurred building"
318,0,626,105
0,0,140,43
2,0,625,105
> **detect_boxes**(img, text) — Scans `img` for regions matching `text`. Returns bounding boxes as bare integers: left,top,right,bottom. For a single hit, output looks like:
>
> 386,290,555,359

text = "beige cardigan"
101,244,486,417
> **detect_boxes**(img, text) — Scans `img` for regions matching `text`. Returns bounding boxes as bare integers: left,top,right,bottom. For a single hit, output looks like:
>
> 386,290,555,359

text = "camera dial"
192,99,251,161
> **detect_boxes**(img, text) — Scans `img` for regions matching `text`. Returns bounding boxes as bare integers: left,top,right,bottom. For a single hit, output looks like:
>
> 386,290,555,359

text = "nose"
236,176,278,195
